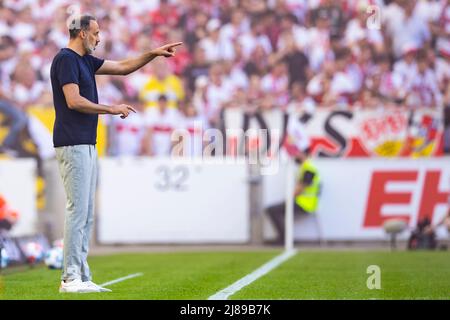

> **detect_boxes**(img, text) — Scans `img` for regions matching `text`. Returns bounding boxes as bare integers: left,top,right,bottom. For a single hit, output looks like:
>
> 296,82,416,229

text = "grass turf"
1,250,449,300
232,251,450,300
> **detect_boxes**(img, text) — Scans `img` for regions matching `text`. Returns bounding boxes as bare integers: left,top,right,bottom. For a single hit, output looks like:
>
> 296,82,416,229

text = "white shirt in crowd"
30,0,61,20
238,32,272,60
277,25,310,52
205,79,234,122
436,3,450,61
330,71,357,97
378,71,403,99
306,28,330,72
286,97,317,115
415,0,444,22
145,107,183,157
406,69,443,108
284,113,310,156
383,3,430,57
106,113,146,156
199,36,235,62
220,20,249,44
182,114,209,157
435,57,450,88
344,18,384,48
225,66,249,90
393,59,418,90
261,73,289,107
12,81,44,105
306,73,326,97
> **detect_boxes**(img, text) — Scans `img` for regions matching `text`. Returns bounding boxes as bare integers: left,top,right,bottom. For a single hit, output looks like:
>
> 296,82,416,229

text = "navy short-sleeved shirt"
50,48,104,147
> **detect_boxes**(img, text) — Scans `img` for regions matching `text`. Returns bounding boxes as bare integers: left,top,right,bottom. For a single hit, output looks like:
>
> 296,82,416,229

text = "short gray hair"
68,14,96,39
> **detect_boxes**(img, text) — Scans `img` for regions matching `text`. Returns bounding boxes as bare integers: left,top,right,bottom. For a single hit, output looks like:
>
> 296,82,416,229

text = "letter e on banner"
363,171,417,227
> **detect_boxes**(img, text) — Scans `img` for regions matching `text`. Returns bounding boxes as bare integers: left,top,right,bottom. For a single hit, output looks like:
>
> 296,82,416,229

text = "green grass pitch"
1,250,449,300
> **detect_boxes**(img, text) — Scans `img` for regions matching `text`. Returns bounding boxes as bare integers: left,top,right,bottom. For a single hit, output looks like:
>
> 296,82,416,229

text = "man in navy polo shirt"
51,14,181,293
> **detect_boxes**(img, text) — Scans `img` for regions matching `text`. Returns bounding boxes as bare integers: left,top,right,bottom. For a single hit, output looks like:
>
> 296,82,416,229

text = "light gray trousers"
55,144,97,282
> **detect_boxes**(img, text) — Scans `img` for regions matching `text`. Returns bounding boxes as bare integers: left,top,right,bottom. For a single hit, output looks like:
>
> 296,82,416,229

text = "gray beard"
83,41,94,55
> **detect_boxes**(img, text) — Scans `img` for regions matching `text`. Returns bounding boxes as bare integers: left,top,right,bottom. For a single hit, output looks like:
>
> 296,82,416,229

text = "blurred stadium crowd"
0,0,449,157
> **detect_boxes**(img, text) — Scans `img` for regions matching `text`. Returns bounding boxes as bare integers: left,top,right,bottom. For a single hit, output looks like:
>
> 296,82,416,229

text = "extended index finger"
167,42,183,48
127,105,137,113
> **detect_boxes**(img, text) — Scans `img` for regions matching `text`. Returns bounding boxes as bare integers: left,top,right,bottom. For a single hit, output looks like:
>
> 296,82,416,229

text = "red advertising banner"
223,108,445,158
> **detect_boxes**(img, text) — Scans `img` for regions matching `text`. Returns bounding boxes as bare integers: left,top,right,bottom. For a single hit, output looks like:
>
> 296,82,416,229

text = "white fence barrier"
0,159,36,237
264,158,450,241
98,157,250,244
41,156,450,243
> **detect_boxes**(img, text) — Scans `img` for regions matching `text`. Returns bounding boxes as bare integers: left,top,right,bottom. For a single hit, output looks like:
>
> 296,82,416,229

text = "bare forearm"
294,184,304,197
68,95,112,114
120,50,158,75
98,42,182,76
0,90,15,104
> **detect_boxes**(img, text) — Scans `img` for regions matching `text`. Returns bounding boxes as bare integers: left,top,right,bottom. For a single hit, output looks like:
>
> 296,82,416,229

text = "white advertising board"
98,157,250,243
0,159,37,236
264,158,450,241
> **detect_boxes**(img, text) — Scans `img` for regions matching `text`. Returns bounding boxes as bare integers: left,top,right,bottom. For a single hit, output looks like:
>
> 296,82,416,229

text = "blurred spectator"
324,49,359,107
344,3,384,54
184,10,209,51
435,47,450,93
139,58,185,109
307,60,334,105
407,217,437,250
241,0,268,17
105,99,146,157
244,44,270,77
275,30,311,87
429,0,450,63
278,12,310,53
392,44,419,99
199,18,234,62
0,97,27,155
287,81,316,116
261,61,290,110
355,86,384,111
11,61,45,110
261,8,283,51
177,100,209,157
183,46,210,95
239,17,273,60
307,9,332,72
0,36,27,154
0,35,17,92
266,146,319,245
405,50,442,108
310,0,346,38
222,59,249,90
192,75,209,121
384,0,431,58
142,94,183,157
150,0,179,30
435,205,450,234
0,0,449,158
0,194,19,231
203,63,234,127
219,8,249,47
97,75,123,106
166,29,191,76
444,92,450,153
365,54,402,105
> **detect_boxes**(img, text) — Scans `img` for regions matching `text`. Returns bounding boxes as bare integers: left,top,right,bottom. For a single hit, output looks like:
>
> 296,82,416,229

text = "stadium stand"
0,0,448,158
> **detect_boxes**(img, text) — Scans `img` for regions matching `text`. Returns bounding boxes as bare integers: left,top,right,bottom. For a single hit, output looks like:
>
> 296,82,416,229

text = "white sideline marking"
208,250,298,300
99,272,144,287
